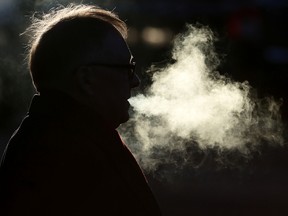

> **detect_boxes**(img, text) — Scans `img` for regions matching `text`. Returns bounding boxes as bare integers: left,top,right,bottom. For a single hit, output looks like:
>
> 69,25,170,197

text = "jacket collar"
28,90,114,131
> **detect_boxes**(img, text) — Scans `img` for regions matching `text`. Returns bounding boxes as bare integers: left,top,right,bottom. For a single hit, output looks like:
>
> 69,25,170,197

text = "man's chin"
120,113,130,124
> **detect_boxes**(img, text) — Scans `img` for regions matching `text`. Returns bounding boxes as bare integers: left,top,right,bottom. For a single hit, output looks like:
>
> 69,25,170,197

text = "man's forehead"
101,30,132,63
82,26,132,65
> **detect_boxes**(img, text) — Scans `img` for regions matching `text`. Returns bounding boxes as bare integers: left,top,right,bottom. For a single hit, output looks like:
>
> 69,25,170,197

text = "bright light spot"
142,27,173,47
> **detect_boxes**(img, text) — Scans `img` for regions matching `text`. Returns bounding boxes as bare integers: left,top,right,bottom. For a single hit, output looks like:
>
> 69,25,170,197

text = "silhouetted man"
0,4,161,215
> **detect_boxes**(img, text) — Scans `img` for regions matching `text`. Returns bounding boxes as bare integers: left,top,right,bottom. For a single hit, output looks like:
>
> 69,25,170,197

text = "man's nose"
130,74,140,88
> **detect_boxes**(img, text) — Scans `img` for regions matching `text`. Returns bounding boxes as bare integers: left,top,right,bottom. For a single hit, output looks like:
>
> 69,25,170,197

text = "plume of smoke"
120,25,284,172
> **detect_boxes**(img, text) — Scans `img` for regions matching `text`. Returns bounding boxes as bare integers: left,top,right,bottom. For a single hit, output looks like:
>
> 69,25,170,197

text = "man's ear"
75,66,95,95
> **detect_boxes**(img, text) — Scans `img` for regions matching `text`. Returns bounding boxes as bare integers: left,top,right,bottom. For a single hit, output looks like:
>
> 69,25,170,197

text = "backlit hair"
24,4,128,92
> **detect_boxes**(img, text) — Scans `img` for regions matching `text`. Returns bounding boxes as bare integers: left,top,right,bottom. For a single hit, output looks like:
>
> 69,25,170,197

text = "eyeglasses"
86,62,136,80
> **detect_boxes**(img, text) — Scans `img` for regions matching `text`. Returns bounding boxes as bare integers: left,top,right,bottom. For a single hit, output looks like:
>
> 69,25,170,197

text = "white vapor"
120,25,284,172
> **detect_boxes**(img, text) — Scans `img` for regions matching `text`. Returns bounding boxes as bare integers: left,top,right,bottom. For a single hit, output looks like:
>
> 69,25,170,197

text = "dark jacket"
0,92,161,215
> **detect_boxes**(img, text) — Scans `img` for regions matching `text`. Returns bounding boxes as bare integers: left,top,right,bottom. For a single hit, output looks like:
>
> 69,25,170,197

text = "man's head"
26,4,140,128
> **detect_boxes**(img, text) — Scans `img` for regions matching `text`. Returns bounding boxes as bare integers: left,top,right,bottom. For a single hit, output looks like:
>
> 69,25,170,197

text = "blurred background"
0,0,288,215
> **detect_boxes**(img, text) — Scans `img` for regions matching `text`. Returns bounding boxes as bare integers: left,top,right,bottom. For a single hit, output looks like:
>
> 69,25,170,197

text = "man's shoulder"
1,113,114,181
3,113,109,166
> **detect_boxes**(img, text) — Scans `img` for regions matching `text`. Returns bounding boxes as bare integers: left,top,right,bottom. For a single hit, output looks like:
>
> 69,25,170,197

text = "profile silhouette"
0,4,161,216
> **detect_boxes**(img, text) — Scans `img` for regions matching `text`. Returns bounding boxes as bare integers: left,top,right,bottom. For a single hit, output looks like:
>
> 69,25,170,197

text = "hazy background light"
0,0,17,24
0,31,8,46
142,27,173,47
34,0,81,8
0,0,14,11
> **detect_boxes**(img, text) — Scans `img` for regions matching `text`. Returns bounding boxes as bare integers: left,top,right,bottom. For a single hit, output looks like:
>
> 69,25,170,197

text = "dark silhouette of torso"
0,91,161,215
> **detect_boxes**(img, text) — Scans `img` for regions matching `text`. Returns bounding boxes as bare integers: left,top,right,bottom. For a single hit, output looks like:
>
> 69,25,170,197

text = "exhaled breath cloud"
120,25,284,172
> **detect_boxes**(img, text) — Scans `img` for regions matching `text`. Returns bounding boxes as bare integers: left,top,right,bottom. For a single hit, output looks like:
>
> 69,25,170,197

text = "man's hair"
25,4,128,92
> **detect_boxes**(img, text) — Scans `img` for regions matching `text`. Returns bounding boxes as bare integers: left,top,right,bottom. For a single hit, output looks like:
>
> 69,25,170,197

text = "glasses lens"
84,62,136,79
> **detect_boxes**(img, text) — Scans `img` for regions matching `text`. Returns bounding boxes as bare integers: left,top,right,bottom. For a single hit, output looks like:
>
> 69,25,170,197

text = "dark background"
0,0,288,215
